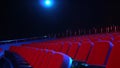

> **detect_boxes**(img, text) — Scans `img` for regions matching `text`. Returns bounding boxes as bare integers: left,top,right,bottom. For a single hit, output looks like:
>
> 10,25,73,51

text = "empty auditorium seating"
8,46,72,68
1,32,120,68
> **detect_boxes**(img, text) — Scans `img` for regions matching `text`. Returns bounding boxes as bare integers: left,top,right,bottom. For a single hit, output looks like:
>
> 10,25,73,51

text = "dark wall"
0,0,120,40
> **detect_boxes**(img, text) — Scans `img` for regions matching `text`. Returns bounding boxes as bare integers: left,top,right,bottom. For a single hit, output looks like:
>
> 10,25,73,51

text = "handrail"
0,37,45,44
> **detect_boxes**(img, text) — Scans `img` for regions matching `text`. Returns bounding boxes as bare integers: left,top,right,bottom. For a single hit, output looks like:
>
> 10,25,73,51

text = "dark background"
0,0,120,40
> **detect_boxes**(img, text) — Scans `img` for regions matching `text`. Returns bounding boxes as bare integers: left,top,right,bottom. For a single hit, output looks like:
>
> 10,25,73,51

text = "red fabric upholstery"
87,41,112,65
100,35,113,41
114,36,120,41
48,52,72,68
67,42,80,58
75,42,92,62
34,50,47,68
39,50,54,68
61,42,71,54
48,54,63,68
106,41,120,68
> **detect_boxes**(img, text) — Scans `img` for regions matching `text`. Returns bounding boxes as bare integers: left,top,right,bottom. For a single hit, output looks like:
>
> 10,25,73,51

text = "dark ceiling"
0,0,120,40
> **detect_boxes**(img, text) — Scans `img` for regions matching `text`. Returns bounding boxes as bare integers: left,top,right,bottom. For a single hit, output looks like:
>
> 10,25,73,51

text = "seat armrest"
80,63,106,68
18,65,32,68
71,60,105,68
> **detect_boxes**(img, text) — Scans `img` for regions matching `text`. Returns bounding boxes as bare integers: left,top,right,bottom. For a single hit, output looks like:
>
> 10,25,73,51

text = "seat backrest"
39,50,54,68
87,41,113,65
114,35,120,41
106,41,120,68
75,42,93,62
48,43,63,51
34,49,47,68
112,33,120,37
30,49,41,66
80,37,90,42
67,42,80,58
89,37,99,42
55,43,63,52
61,42,71,54
100,35,113,41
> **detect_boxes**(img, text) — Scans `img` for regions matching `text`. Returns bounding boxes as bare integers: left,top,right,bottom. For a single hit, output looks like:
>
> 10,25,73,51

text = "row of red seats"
9,46,72,68
16,41,120,68
22,41,112,66
8,32,120,68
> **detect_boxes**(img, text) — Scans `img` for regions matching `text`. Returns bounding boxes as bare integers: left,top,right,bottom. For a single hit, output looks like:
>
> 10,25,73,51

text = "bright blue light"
41,0,53,8
69,57,73,68
45,0,51,5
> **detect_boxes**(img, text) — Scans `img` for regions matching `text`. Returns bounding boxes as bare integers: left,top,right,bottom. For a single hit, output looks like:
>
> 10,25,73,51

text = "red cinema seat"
55,43,63,52
106,41,120,68
39,50,54,68
47,43,57,50
27,48,38,65
34,49,47,68
30,49,41,66
48,43,63,52
48,52,73,68
27,48,38,64
100,36,113,41
89,37,99,42
86,41,113,65
75,42,93,62
34,49,54,68
75,37,81,42
67,42,80,58
61,42,71,54
80,37,90,42
112,32,120,37
114,35,120,41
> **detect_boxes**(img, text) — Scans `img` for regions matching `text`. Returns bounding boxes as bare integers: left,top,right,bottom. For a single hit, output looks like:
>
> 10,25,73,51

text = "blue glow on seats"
69,57,73,68
84,64,88,67
0,51,4,59
58,52,73,68
81,63,88,67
